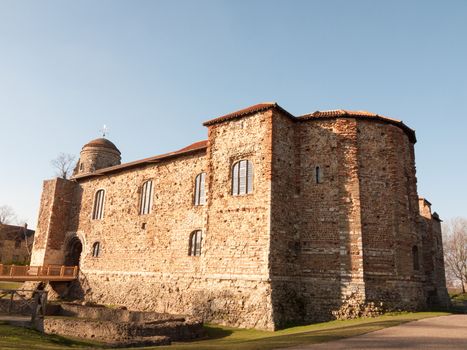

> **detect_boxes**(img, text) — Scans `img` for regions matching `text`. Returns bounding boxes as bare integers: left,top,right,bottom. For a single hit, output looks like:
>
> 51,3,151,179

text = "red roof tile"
73,104,417,180
203,102,294,126
73,140,207,180
298,109,416,143
83,138,121,154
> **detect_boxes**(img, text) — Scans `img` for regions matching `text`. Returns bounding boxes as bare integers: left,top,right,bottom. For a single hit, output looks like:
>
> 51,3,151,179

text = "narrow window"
92,190,105,220
194,173,206,205
139,180,153,215
232,160,253,196
14,240,21,249
188,230,202,256
79,162,84,171
412,246,419,271
92,242,100,258
315,166,322,184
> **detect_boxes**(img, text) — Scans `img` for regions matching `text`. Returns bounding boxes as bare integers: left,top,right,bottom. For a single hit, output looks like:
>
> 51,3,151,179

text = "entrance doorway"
65,237,82,266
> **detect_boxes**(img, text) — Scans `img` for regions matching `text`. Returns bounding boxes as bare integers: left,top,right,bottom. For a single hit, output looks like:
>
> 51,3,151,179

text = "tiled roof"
73,104,417,179
298,109,416,143
73,140,207,180
83,138,121,154
203,102,294,126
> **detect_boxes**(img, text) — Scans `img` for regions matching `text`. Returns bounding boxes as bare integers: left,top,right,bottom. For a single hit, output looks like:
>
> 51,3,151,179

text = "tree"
443,218,467,293
51,153,76,179
0,205,17,224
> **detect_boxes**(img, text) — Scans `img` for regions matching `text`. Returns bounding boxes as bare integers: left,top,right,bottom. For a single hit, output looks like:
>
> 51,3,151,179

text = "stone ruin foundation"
43,302,205,347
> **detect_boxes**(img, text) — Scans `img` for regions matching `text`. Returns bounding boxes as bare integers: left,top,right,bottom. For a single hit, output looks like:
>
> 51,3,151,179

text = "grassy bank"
152,312,449,350
0,281,24,290
0,321,100,350
0,312,449,350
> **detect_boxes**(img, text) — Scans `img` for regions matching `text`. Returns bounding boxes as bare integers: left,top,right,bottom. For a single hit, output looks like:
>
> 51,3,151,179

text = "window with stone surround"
139,180,153,215
92,242,100,258
189,230,202,256
412,245,419,271
315,166,322,184
232,160,253,196
194,173,206,205
92,189,105,220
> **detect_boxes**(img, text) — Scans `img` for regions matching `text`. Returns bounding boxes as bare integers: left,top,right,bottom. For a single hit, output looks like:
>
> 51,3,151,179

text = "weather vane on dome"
100,124,109,138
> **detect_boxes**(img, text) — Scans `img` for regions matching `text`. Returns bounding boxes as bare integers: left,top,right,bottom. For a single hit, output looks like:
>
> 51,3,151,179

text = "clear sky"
0,0,466,228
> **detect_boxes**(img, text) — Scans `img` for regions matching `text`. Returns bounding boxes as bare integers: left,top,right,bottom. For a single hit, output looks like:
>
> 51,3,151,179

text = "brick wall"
31,105,448,330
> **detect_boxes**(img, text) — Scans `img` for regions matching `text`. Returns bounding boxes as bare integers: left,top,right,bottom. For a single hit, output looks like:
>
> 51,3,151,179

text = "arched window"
194,173,206,205
189,230,202,256
412,245,419,271
232,160,253,196
92,190,105,220
92,242,100,258
139,180,153,215
315,166,322,184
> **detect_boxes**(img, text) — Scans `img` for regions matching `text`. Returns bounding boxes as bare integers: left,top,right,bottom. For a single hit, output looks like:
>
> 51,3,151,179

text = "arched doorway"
65,237,82,266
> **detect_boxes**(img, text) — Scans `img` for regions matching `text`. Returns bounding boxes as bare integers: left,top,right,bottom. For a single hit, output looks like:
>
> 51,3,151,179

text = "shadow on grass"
238,320,407,349
155,319,416,350
204,326,234,340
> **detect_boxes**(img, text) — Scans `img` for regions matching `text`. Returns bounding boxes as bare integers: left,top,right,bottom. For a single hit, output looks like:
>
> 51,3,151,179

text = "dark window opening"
189,230,202,256
92,242,100,258
315,166,322,184
412,245,420,271
92,190,105,220
194,173,206,205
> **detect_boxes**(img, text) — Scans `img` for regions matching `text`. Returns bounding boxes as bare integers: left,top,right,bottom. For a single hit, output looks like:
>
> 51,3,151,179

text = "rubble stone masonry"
30,103,449,330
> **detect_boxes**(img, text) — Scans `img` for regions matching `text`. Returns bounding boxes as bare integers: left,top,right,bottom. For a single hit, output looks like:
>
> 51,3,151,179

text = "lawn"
0,281,24,290
0,321,100,350
0,312,449,350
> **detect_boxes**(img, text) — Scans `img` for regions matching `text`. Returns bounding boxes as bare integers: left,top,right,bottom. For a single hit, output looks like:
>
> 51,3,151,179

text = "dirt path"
283,315,467,350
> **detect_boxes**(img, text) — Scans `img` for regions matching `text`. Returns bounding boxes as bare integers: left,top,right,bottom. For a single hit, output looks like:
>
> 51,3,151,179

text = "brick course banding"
30,102,449,330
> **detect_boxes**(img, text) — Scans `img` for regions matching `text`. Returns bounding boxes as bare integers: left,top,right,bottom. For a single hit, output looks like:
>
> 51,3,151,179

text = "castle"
30,102,449,330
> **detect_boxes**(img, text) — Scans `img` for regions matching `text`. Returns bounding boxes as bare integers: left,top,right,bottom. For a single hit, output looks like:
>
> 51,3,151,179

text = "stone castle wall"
31,104,448,330
268,113,435,326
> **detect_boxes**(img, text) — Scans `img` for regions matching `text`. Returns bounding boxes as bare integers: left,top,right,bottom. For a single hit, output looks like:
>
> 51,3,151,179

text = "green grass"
0,312,448,350
0,282,23,290
451,293,467,301
147,312,449,350
0,321,102,350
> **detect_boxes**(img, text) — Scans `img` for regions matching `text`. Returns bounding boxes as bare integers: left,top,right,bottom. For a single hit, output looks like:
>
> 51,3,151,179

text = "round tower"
75,138,121,175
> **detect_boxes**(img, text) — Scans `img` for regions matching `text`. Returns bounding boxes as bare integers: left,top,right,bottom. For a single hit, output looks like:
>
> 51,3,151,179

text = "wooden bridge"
0,264,79,282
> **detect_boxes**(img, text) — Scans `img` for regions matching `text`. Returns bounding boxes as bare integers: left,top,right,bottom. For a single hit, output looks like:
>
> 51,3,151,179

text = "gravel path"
283,315,467,350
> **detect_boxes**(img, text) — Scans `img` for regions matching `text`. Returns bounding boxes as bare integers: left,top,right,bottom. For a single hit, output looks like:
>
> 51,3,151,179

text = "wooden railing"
0,289,48,327
0,264,79,281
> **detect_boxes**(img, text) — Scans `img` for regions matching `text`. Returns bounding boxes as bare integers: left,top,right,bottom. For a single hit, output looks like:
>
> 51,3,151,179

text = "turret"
74,138,121,175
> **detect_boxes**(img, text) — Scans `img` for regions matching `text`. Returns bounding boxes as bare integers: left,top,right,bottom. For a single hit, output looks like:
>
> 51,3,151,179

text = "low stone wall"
43,303,205,346
46,303,187,323
43,317,202,344
68,271,274,330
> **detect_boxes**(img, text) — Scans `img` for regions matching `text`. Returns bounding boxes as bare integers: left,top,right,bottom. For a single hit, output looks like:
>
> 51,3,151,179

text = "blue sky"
0,0,466,228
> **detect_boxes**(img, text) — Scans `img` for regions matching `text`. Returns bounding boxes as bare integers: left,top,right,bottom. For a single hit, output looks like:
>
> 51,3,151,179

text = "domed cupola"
75,138,121,175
